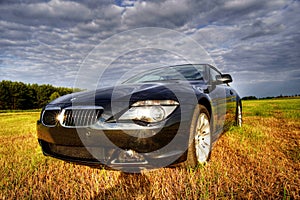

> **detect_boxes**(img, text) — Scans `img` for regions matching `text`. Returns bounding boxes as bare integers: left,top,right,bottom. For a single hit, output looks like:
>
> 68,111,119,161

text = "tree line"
0,80,78,110
242,94,300,100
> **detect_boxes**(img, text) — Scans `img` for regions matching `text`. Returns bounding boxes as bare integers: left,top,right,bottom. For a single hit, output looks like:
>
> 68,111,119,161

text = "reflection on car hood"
48,82,196,106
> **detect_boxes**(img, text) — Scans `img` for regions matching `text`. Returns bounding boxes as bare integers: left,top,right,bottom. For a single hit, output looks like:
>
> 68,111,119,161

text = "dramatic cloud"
0,0,299,97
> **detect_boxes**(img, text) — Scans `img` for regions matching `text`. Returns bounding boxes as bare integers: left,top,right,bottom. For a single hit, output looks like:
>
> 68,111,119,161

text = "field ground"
0,98,299,199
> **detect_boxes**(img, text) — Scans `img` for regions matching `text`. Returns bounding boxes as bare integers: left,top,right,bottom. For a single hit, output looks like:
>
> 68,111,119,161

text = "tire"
235,101,242,127
184,105,212,168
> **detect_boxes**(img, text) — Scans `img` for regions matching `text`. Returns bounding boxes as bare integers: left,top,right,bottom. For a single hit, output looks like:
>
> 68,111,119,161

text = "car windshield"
124,64,205,84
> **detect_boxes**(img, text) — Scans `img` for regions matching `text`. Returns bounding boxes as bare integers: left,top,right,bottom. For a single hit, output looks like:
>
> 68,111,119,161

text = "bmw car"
37,64,242,172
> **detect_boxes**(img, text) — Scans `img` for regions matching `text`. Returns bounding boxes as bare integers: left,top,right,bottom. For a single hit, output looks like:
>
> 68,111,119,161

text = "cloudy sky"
0,0,299,97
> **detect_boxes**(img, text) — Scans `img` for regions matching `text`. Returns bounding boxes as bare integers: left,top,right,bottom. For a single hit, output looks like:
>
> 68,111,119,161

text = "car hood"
48,82,194,106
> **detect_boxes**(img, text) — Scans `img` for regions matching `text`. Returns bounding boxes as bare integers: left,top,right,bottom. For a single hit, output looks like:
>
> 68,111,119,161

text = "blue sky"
0,0,299,97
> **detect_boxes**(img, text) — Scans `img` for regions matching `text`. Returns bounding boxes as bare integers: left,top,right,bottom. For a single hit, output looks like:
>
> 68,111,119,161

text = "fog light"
116,150,146,164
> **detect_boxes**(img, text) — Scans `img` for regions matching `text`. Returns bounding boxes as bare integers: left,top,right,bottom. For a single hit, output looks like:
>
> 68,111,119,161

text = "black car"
37,64,242,172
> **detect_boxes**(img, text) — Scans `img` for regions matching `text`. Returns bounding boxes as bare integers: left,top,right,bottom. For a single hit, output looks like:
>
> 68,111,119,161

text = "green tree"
0,80,76,110
49,92,60,102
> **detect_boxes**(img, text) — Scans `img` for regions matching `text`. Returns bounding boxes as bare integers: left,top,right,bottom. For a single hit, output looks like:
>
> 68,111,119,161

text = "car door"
208,66,236,132
223,84,237,128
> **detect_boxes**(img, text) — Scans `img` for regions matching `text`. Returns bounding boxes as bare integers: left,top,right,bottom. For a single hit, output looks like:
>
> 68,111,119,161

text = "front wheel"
184,105,212,168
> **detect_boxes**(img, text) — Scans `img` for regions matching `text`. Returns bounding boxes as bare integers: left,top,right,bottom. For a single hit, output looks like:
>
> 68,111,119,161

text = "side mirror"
216,74,232,84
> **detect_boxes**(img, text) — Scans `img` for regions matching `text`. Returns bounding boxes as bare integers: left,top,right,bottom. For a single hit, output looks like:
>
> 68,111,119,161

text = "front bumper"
37,119,190,171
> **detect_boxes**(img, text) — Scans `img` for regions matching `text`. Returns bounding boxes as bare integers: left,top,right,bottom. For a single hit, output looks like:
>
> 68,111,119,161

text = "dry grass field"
0,98,299,199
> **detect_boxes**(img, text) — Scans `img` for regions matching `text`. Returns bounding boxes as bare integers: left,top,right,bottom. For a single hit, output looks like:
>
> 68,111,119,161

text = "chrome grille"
60,106,103,127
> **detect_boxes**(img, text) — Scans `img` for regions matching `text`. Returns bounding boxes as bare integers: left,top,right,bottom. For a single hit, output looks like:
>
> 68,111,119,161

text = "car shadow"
92,172,151,199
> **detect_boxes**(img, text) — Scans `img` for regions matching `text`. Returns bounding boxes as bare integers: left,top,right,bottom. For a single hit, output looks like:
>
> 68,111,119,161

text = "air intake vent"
60,106,103,128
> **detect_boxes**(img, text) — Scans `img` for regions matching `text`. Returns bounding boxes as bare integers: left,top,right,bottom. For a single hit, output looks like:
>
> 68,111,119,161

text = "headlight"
119,100,179,123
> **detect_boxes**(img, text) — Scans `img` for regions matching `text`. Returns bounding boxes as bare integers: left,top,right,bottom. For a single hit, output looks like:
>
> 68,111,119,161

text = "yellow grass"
0,98,299,199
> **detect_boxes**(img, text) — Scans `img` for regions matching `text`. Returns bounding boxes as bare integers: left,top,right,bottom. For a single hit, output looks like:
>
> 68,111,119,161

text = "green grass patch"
242,98,300,119
0,112,40,137
242,100,274,117
228,124,267,144
0,109,41,113
271,99,300,119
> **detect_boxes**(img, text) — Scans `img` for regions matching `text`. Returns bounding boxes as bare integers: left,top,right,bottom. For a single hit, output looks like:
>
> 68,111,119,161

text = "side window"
193,64,208,82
